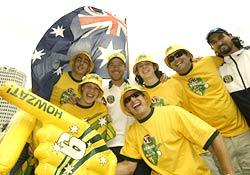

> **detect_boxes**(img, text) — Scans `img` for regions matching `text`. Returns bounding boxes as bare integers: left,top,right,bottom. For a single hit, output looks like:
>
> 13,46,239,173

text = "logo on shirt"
142,134,161,165
188,77,208,96
223,75,233,83
151,96,165,107
60,88,76,104
106,95,115,104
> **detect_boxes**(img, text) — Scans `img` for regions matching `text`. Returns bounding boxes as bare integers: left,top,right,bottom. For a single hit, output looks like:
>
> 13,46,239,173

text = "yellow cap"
120,84,151,117
133,54,159,74
69,51,94,74
164,44,192,67
107,52,126,64
79,73,104,97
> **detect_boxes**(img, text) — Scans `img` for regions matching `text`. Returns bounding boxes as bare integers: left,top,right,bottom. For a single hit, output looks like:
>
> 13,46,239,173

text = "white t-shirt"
104,81,134,147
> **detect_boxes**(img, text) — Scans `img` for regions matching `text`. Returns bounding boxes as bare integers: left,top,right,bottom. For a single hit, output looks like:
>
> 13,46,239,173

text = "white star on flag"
53,66,63,76
50,25,65,37
96,41,122,68
32,49,45,63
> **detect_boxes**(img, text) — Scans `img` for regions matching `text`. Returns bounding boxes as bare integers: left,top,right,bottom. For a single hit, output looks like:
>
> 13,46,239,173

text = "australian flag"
31,6,128,100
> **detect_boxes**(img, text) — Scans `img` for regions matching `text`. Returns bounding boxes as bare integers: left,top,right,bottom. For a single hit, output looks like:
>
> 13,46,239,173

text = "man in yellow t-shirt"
133,54,188,108
132,54,222,174
116,84,234,175
7,52,94,175
50,51,94,107
164,44,250,174
61,73,116,142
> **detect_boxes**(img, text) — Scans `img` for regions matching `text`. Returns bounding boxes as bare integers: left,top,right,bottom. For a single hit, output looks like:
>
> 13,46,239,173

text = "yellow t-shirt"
143,78,189,109
61,102,116,142
121,106,216,175
143,78,210,155
173,56,249,137
61,101,107,120
50,72,81,107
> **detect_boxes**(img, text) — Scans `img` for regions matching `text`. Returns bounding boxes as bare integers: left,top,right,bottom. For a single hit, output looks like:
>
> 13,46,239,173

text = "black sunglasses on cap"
124,91,143,104
167,50,186,64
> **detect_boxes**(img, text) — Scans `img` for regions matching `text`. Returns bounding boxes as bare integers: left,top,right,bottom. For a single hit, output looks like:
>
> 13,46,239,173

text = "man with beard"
103,53,151,175
206,28,250,126
164,44,250,174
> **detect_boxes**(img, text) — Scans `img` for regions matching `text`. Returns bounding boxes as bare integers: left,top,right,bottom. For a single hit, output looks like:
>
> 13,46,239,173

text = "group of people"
7,28,250,175
115,28,250,175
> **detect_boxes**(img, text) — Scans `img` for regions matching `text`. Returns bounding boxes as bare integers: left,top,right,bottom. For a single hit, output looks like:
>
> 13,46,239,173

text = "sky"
1,0,250,88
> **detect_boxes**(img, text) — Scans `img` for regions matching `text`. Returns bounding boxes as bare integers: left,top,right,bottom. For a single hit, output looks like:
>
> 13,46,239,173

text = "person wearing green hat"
50,51,94,107
103,52,151,175
116,84,234,175
206,28,250,127
61,73,116,142
164,44,250,174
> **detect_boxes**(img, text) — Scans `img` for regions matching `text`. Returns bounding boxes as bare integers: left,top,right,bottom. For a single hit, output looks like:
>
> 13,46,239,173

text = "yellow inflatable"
0,111,36,174
0,82,117,175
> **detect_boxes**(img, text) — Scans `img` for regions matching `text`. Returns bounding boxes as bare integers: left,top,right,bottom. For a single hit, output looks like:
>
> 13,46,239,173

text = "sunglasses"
167,50,186,64
124,91,143,104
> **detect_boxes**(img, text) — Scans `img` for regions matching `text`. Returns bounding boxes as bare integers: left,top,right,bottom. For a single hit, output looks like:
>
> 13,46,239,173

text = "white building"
0,65,26,132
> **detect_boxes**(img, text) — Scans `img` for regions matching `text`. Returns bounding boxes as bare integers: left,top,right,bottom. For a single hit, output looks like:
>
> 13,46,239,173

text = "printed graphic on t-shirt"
151,96,165,107
142,134,161,165
188,77,208,96
106,95,115,104
60,88,76,104
223,75,233,83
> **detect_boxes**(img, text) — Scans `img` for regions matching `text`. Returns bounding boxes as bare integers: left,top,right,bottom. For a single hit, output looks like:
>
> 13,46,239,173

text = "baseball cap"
206,28,229,44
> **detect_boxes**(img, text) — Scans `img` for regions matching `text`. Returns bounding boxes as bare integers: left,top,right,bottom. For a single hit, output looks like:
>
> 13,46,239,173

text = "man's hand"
160,73,170,83
192,56,202,62
67,96,78,105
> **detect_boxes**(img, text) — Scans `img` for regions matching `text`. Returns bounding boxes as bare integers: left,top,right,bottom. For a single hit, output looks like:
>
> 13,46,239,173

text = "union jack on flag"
31,6,128,100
